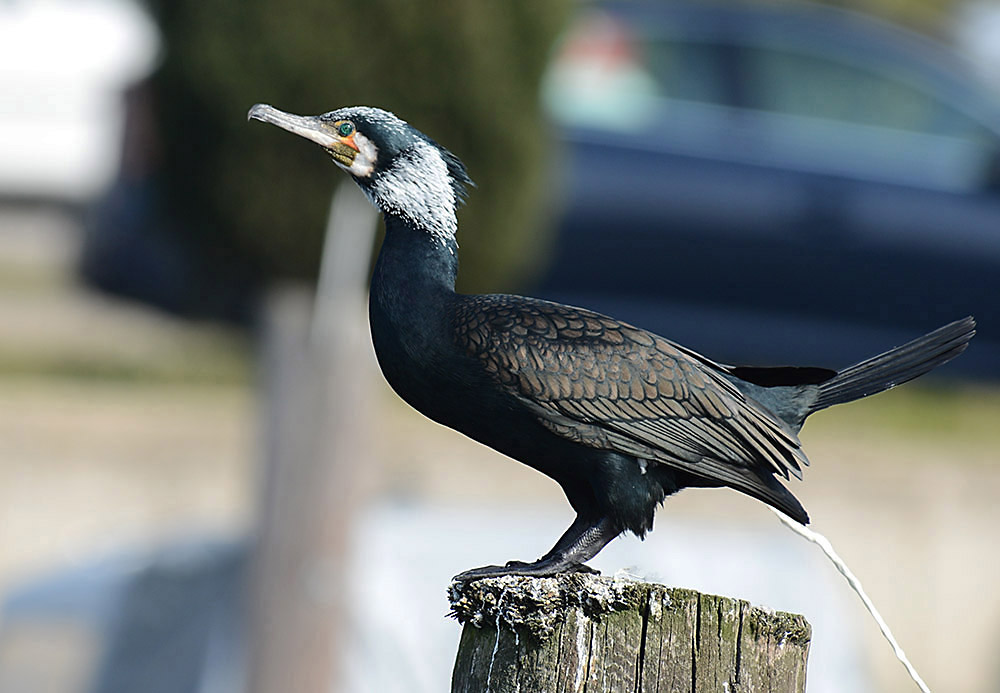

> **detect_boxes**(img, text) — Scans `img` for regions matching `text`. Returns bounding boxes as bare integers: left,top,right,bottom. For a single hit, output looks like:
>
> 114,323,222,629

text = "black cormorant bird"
248,104,975,580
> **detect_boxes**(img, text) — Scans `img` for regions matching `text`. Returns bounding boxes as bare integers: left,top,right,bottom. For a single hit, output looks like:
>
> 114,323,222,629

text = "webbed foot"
453,559,599,582
453,515,618,583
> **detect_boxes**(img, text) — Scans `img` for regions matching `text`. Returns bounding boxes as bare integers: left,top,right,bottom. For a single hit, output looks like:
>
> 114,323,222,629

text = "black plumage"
248,104,976,579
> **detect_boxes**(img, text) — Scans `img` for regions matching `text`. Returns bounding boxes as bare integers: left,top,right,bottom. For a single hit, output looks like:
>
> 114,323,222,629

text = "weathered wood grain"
450,574,810,693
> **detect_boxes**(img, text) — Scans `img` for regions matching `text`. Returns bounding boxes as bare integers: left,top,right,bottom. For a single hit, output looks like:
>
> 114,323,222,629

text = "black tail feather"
810,317,975,414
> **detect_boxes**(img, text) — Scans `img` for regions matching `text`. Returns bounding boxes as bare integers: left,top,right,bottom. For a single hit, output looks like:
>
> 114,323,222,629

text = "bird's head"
248,104,472,243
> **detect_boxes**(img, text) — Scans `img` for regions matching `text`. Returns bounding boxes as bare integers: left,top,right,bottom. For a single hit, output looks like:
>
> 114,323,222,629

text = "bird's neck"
373,213,458,295
369,214,458,363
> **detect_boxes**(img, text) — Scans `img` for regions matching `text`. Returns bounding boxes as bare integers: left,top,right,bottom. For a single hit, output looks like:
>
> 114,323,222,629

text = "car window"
734,44,998,191
640,36,730,106
544,13,1000,191
742,45,991,142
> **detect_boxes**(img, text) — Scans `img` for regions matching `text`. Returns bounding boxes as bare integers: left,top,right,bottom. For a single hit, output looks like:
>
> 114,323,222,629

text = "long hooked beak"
248,103,360,168
248,103,341,149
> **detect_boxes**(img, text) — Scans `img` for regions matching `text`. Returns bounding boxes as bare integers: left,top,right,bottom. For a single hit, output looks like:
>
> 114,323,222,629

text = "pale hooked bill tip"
247,103,276,122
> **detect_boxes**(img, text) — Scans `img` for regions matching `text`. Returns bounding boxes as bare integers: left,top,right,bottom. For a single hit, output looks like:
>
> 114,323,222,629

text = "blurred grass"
0,341,249,385
0,206,251,386
808,382,1000,448
0,291,251,385
0,206,256,596
0,263,69,293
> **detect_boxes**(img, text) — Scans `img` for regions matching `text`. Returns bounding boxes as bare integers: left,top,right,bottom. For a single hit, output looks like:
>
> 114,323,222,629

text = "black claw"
453,559,599,582
453,565,510,582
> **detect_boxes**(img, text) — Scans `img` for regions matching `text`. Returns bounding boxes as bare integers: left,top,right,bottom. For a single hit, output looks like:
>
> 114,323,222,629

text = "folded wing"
453,295,810,518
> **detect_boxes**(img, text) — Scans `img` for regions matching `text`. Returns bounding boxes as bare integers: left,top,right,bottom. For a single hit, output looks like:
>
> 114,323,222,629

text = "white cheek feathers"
347,131,378,178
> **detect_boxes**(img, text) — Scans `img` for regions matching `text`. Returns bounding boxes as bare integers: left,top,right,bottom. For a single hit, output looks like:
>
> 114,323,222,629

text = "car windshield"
543,10,1000,192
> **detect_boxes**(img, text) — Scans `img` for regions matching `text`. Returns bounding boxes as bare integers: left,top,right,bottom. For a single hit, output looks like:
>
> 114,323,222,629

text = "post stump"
449,574,810,693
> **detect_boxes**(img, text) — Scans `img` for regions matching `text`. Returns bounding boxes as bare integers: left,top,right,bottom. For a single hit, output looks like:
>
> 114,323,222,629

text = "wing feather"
453,295,809,483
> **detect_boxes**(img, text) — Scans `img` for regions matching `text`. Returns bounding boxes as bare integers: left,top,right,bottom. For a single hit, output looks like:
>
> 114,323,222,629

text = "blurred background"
0,0,998,692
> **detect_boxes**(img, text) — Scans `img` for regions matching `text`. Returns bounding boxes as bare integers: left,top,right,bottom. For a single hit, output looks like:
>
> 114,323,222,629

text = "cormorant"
248,103,976,580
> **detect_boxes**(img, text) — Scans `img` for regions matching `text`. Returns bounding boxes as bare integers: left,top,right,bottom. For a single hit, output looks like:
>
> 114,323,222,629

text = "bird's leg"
453,515,620,581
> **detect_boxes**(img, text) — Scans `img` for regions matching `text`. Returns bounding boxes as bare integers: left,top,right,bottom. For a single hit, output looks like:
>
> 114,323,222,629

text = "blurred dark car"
534,1,1000,378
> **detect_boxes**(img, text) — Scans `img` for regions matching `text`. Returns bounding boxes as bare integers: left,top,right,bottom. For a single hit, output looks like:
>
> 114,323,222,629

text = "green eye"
338,121,354,137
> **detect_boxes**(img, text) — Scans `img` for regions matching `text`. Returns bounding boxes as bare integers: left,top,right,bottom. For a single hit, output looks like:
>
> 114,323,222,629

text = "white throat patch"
368,139,458,246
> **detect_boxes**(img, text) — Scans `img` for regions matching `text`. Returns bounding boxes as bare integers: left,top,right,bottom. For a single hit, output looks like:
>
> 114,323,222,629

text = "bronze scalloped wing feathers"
453,296,809,488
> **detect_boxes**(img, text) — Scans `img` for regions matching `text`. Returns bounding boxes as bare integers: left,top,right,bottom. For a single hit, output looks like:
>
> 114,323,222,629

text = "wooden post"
449,574,811,693
247,182,378,693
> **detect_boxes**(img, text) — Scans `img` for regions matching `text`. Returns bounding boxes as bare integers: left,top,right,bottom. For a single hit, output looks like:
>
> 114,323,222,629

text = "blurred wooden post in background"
247,182,378,693
450,574,811,693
